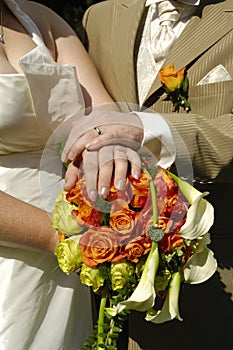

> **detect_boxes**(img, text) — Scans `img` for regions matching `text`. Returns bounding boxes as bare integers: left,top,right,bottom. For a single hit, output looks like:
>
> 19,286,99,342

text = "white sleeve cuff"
133,112,176,169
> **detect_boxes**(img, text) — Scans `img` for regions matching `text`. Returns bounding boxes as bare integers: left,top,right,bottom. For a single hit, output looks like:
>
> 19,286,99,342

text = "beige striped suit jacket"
81,2,233,349
82,0,233,183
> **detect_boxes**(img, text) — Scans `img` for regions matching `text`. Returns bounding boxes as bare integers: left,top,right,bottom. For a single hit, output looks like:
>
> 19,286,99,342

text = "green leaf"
181,74,189,95
108,333,119,339
98,332,107,338
112,326,123,333
87,337,95,345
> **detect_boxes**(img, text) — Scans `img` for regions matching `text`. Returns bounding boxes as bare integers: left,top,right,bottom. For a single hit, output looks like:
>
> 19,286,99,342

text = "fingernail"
115,179,126,191
100,186,109,198
133,170,141,180
90,190,97,201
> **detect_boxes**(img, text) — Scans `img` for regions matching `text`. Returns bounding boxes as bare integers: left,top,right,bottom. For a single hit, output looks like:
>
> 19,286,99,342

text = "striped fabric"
82,2,233,349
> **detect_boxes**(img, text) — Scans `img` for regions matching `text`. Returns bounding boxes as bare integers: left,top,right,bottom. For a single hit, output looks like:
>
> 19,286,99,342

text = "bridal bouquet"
53,160,217,350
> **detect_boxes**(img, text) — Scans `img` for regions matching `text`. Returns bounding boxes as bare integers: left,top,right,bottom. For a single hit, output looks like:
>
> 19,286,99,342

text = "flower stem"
142,166,158,225
149,178,158,226
107,318,115,346
97,292,107,348
142,165,159,261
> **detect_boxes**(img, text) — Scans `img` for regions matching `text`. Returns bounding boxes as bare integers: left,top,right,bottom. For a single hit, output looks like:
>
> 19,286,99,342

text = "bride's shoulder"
17,1,74,34
19,1,55,15
17,0,51,13
17,1,54,27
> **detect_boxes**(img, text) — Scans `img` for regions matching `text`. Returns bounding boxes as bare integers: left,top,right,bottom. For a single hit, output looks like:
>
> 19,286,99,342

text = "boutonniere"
158,64,191,112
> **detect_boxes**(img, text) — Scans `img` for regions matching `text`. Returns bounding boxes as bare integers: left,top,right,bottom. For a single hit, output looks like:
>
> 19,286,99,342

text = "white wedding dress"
0,1,92,349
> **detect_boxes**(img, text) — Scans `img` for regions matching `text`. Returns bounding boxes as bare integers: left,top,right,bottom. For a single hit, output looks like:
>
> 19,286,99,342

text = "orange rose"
154,170,168,200
161,170,178,194
156,196,167,215
72,204,102,227
110,206,136,241
154,169,178,198
130,194,148,209
129,172,149,194
162,194,178,216
79,228,123,268
107,184,118,202
77,199,93,217
66,177,88,205
157,216,173,234
170,199,189,219
123,236,152,263
128,172,150,210
134,208,153,235
136,212,174,239
66,181,82,206
109,182,131,203
158,64,186,91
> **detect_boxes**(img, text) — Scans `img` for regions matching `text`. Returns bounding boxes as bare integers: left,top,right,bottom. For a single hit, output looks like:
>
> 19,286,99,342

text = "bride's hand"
61,110,144,162
64,145,141,201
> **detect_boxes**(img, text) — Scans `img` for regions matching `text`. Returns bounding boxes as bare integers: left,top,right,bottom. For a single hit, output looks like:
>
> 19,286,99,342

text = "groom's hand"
61,110,144,163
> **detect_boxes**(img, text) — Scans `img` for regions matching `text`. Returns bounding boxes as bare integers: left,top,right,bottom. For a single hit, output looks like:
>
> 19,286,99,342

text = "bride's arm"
51,20,114,108
0,191,59,253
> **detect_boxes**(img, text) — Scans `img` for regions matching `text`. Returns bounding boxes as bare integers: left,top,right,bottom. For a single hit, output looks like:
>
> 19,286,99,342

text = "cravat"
137,0,199,104
151,0,181,61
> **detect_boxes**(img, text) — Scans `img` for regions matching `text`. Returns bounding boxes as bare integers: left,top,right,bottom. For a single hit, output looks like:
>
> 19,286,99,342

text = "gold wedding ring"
94,127,102,135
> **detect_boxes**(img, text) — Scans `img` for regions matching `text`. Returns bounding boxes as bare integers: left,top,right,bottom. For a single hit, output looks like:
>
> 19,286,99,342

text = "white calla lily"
117,242,159,313
146,271,183,323
168,172,205,204
168,172,214,239
184,233,217,284
179,192,214,239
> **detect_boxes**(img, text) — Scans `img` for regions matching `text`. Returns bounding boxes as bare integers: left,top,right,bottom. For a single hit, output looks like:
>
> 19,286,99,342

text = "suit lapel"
143,1,233,104
111,0,146,104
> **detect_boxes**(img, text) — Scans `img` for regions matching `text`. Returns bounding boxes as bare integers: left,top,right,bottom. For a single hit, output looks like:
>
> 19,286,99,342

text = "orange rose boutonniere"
158,63,191,112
